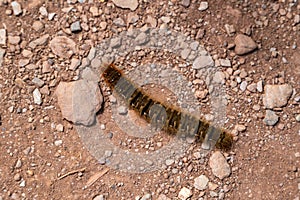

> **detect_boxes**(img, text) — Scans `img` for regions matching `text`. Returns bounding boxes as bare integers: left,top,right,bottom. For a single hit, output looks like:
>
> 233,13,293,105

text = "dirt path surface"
0,0,299,200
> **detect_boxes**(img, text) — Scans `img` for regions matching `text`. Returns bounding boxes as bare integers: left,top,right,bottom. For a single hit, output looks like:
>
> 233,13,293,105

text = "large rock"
209,151,231,179
55,80,103,126
234,34,257,55
112,0,139,11
263,84,293,109
49,36,76,58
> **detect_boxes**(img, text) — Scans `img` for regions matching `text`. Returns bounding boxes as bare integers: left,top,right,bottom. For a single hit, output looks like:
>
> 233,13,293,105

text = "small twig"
84,168,109,189
57,167,86,180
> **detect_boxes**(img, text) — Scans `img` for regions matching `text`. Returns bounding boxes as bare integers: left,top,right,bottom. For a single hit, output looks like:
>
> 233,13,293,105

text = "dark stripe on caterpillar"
102,63,233,150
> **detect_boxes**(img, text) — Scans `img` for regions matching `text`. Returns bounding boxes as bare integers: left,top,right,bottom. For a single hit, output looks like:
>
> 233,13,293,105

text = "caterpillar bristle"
102,63,234,151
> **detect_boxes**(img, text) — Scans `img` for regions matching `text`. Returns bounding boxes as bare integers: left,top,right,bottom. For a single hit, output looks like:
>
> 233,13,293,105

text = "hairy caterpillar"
102,63,233,150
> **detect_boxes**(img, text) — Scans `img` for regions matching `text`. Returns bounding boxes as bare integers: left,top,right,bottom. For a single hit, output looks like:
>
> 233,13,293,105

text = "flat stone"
110,37,122,48
198,1,208,11
0,48,5,67
146,15,157,28
81,67,99,82
90,6,100,17
135,32,149,45
165,159,174,166
93,195,104,200
87,47,96,61
263,84,293,109
180,48,191,60
11,1,22,16
178,187,192,200
161,16,171,24
180,0,190,8
22,49,32,57
263,110,279,126
0,29,6,45
157,194,171,200
15,159,22,168
48,13,56,20
141,193,151,200
33,88,42,105
99,21,107,30
219,59,231,67
69,58,81,70
240,81,247,91
194,175,209,190
32,21,44,32
49,36,76,58
209,151,231,179
32,77,45,87
19,178,26,187
28,34,49,49
54,140,63,146
296,114,300,122
91,58,101,69
19,59,30,67
234,34,257,55
192,55,214,69
190,41,199,50
127,12,139,24
212,71,225,84
26,64,38,70
112,0,139,11
113,18,126,27
8,35,21,45
118,106,128,115
56,124,64,132
39,6,48,16
55,80,103,126
71,21,82,32
247,83,257,92
224,24,236,36
257,80,263,92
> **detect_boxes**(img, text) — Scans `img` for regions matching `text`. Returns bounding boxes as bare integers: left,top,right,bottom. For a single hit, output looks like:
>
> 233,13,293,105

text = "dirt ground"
0,0,299,200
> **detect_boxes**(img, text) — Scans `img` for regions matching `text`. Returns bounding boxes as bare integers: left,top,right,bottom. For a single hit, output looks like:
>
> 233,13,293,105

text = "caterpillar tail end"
214,131,234,151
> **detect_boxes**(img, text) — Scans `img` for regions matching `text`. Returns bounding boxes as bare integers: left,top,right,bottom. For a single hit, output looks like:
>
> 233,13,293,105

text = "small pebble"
54,140,63,146
296,114,300,122
14,173,21,181
11,1,22,16
118,106,128,115
178,187,192,200
165,159,174,166
198,2,208,11
56,124,64,132
71,21,82,32
15,159,22,169
263,110,279,126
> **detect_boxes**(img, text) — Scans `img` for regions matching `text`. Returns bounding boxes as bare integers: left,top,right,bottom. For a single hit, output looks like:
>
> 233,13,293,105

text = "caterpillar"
102,63,233,150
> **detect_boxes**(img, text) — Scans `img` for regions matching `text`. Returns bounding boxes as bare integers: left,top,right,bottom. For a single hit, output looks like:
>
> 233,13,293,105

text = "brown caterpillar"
102,63,233,150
